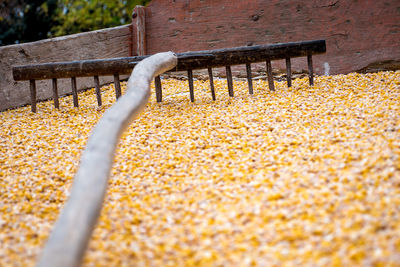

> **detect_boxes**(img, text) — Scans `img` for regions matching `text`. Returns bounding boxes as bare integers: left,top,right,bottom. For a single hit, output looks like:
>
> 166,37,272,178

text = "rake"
13,39,326,112
19,40,327,266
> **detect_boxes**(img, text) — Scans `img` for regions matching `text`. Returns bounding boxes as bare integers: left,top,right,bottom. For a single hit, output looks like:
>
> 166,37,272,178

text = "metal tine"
307,54,314,86
94,76,102,106
71,77,79,107
188,69,194,102
113,74,122,99
29,79,37,113
207,67,216,101
155,75,162,102
226,66,234,97
52,78,59,109
265,58,275,91
285,57,292,88
246,63,254,94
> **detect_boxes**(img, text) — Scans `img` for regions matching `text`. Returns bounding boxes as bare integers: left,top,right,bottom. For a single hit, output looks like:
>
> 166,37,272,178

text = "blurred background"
0,0,151,46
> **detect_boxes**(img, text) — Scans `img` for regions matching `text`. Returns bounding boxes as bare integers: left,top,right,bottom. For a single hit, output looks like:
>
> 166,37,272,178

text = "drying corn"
0,71,399,266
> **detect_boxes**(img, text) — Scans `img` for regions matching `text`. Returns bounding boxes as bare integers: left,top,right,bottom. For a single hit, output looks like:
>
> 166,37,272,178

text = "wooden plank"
71,77,79,107
175,40,326,71
207,67,216,100
37,52,178,267
307,54,314,86
286,57,292,88
94,76,102,107
226,66,234,97
52,78,59,109
154,75,162,102
29,80,37,113
266,58,275,91
13,40,326,81
188,69,194,102
2,24,131,112
113,74,122,99
246,63,253,94
132,5,146,56
129,13,134,57
13,56,146,80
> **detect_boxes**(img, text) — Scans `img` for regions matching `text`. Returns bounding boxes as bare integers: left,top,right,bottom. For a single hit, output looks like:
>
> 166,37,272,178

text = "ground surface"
1,71,400,266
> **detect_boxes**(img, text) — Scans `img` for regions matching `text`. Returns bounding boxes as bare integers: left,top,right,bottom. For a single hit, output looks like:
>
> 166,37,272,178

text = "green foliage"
0,0,151,46
52,0,150,36
0,0,59,46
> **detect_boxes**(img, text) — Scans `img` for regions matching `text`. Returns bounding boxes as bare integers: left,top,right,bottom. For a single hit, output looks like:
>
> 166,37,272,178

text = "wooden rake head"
13,40,326,112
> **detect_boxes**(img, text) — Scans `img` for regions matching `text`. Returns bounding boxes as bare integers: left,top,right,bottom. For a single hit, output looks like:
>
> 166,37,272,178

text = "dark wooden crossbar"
13,39,326,112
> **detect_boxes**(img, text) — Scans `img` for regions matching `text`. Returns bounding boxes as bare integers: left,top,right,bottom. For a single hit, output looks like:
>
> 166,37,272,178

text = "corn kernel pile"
1,71,400,266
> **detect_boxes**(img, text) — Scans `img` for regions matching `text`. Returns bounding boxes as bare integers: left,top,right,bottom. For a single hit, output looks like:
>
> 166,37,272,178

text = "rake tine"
52,78,59,109
207,67,216,101
307,54,314,86
29,79,37,113
94,76,102,106
71,77,79,107
188,69,194,102
155,75,162,102
246,63,254,94
266,58,275,91
285,57,292,88
226,66,234,97
113,74,122,99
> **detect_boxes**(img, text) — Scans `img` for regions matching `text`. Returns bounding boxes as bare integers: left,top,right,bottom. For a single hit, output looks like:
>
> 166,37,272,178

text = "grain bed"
1,71,399,266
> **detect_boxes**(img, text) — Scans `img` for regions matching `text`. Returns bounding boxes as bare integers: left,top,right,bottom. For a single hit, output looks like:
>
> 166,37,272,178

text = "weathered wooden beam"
37,52,178,267
13,40,326,81
174,39,326,71
129,13,134,57
13,56,146,80
132,5,146,56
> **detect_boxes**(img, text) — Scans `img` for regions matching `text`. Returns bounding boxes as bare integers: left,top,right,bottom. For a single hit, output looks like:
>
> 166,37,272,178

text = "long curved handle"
38,52,178,267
